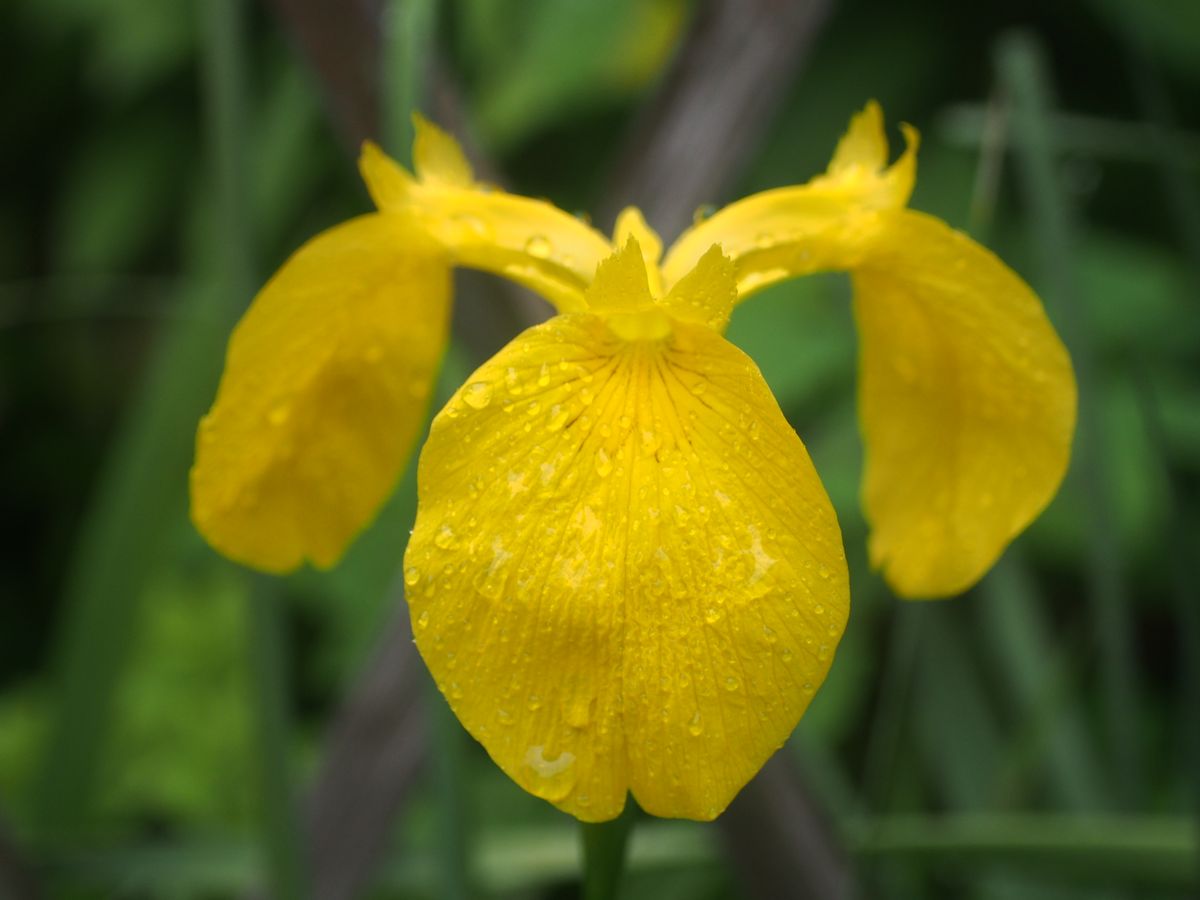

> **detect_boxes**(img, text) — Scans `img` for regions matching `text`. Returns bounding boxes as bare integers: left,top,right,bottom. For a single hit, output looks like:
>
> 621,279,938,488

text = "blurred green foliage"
1,0,1198,897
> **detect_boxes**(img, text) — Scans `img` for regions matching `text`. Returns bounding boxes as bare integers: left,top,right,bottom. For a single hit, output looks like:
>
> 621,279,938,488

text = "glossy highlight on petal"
190,214,450,573
405,313,848,821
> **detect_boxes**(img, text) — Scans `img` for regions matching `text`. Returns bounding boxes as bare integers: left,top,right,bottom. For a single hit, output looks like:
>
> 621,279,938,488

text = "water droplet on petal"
416,610,430,629
688,711,704,736
404,567,420,586
693,203,717,225
525,235,552,258
594,448,613,477
434,524,459,550
463,381,493,409
724,676,740,692
546,404,570,432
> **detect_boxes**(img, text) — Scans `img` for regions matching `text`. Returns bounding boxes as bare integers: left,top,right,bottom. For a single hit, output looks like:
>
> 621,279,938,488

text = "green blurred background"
1,0,1198,897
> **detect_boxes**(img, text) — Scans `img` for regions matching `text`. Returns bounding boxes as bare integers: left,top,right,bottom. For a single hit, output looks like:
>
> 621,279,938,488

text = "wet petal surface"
405,313,848,820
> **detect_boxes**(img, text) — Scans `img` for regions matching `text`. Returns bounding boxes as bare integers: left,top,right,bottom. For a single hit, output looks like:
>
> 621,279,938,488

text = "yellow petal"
826,99,889,174
405,313,848,821
854,210,1076,597
613,206,664,296
660,102,918,298
359,139,611,313
662,244,737,332
190,214,450,573
412,113,474,188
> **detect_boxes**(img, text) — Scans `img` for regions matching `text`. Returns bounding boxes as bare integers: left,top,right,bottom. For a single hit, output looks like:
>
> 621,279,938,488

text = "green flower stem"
580,805,636,900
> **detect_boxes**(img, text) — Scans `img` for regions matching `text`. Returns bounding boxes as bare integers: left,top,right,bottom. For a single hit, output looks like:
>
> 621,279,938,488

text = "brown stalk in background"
0,813,41,900
264,1,849,898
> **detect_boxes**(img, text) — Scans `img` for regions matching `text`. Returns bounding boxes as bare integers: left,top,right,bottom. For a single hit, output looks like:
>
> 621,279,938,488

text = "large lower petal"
404,314,848,821
191,214,450,573
854,210,1076,597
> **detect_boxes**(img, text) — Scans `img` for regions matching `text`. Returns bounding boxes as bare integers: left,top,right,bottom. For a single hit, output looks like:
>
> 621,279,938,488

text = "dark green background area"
1,0,1197,897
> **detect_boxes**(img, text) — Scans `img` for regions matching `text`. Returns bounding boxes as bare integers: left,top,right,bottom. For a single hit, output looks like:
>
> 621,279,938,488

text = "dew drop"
434,524,458,551
403,567,420,587
817,643,831,661
688,711,704,736
693,203,716,225
416,610,430,629
594,447,613,477
525,235,552,258
451,213,492,240
463,381,493,409
763,625,777,643
524,745,576,801
704,607,722,624
527,694,543,711
546,404,570,432
497,708,515,726
724,676,740,692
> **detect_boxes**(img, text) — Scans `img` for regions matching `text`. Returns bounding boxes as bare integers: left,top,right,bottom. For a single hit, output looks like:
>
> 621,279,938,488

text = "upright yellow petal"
190,214,450,573
613,206,664,296
661,244,737,332
405,313,848,821
359,135,612,313
412,113,475,188
660,101,917,298
853,210,1076,597
826,99,889,174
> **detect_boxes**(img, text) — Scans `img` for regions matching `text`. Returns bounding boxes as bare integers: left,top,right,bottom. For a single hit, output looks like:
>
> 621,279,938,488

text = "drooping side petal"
190,214,450,573
853,210,1076,597
661,101,918,298
404,314,848,822
359,123,612,313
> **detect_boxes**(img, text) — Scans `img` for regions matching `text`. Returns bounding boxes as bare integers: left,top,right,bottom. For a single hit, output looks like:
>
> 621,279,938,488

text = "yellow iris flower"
190,103,1076,822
